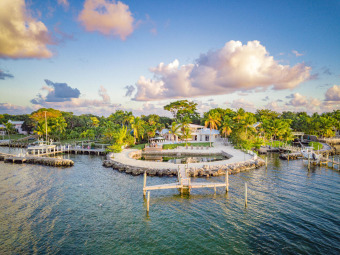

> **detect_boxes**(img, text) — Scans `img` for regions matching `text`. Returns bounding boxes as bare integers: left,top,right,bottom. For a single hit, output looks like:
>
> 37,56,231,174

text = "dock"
143,165,229,195
26,145,106,156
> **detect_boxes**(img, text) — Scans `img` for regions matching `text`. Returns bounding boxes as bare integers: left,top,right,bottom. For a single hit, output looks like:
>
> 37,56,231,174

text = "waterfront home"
161,124,220,143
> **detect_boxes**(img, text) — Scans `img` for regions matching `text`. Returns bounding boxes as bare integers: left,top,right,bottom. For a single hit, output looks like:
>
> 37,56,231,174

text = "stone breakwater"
0,152,74,167
102,151,265,177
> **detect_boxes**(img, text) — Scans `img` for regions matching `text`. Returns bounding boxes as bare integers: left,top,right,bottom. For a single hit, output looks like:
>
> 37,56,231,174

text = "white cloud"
57,0,69,9
286,93,309,107
0,103,37,115
132,40,311,101
0,0,53,59
292,50,303,57
325,85,340,103
230,98,255,112
78,0,134,40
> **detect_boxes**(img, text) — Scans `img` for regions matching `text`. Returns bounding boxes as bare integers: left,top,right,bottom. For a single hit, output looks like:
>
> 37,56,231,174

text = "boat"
301,146,321,161
27,140,56,155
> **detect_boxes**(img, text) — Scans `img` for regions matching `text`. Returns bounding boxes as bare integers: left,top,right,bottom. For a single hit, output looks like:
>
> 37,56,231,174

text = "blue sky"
0,0,339,116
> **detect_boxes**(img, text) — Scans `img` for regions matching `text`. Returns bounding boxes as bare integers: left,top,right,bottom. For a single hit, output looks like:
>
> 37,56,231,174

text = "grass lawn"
130,143,146,150
1,134,28,141
265,140,289,147
309,141,323,151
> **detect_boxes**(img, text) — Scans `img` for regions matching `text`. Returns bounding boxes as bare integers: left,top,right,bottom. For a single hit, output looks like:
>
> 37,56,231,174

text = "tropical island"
1,100,339,168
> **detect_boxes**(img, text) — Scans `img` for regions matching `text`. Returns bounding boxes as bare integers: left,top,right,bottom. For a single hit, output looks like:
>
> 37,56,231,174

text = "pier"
143,165,229,196
0,146,106,167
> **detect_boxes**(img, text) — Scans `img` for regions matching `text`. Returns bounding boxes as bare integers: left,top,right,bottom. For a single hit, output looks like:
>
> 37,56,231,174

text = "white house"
0,120,27,135
0,124,5,136
161,124,220,143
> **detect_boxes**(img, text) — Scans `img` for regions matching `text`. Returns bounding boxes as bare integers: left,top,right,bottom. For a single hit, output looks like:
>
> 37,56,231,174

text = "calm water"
0,147,339,254
139,154,228,164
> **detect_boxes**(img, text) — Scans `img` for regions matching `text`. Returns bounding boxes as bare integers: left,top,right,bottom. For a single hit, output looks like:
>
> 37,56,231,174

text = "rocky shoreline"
103,151,265,177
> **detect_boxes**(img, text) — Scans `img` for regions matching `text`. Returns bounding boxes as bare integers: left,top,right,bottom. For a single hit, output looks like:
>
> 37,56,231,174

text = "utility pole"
44,111,48,143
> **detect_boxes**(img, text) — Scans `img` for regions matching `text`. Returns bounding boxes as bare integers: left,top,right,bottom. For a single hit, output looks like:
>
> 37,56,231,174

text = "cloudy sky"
0,0,339,116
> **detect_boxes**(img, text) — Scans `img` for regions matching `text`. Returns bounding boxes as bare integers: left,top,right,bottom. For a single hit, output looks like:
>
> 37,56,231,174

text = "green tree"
204,112,221,147
5,122,15,139
130,117,145,143
169,122,181,142
164,100,199,121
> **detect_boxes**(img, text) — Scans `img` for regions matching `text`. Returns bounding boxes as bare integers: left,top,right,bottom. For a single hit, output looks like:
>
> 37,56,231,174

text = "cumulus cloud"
262,96,270,101
78,0,134,40
0,69,14,80
30,82,123,116
31,80,80,104
0,103,36,114
132,40,311,101
286,93,321,108
124,85,135,97
292,50,303,57
325,85,340,103
0,0,53,59
230,98,255,112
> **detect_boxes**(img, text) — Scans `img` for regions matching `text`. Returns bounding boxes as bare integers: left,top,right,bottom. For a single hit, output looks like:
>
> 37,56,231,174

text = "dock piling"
143,171,147,196
245,183,248,207
146,191,150,213
225,171,229,192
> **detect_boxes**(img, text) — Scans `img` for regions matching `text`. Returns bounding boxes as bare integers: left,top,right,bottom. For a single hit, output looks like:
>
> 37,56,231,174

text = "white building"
0,120,27,135
161,124,220,143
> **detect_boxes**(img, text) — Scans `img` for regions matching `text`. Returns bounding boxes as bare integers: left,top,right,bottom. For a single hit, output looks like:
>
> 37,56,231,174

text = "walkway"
113,141,254,170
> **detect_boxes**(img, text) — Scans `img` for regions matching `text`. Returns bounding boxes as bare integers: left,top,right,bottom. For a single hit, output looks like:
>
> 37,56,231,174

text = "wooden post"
146,191,150,213
265,157,268,168
214,184,216,194
225,171,229,192
143,171,147,196
332,157,334,169
245,183,247,207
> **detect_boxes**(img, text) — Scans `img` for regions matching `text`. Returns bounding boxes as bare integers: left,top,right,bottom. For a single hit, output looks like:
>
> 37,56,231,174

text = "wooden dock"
143,165,229,195
27,145,106,157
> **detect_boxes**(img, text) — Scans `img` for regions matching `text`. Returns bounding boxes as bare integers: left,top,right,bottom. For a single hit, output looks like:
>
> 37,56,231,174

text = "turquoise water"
0,147,339,254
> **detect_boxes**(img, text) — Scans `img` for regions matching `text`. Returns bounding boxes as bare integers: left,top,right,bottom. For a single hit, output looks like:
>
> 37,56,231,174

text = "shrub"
106,144,123,153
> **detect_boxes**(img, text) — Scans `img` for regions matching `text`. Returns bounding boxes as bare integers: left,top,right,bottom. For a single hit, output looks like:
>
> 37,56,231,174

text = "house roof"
160,128,169,135
9,120,24,125
188,124,204,128
199,128,220,135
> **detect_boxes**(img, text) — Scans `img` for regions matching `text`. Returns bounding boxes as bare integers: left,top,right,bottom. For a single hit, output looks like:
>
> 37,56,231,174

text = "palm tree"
53,117,67,141
5,122,15,140
220,117,233,138
234,108,246,124
244,113,256,135
169,122,181,142
204,112,221,147
130,117,145,143
180,124,191,146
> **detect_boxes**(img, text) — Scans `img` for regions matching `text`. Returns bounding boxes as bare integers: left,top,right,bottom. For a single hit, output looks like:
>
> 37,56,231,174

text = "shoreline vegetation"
0,100,339,155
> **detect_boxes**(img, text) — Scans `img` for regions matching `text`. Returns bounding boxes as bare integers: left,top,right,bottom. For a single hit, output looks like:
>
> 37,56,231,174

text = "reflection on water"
138,154,228,164
0,149,339,254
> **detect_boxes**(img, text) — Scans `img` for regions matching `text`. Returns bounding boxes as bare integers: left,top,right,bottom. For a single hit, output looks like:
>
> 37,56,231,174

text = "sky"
0,0,339,117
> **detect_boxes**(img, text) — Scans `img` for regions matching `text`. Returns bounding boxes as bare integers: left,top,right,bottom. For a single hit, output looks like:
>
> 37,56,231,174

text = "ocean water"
0,147,339,254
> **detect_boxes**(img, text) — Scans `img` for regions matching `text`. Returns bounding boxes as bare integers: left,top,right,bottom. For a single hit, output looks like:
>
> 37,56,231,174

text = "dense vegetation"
0,101,339,153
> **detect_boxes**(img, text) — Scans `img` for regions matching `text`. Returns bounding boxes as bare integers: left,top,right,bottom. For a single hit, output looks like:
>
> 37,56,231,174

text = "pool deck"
112,142,254,170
